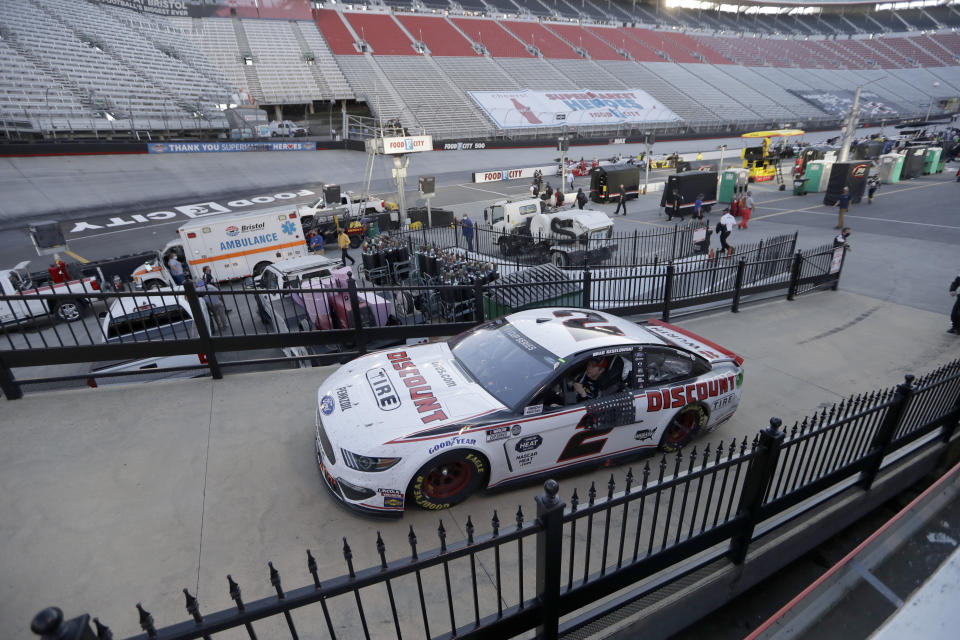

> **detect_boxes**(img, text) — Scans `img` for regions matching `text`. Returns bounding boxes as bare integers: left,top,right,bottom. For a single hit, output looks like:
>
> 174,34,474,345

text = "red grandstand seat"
343,12,415,56
500,21,579,59
315,9,359,55
396,16,478,57
450,17,532,58
590,26,661,62
546,24,621,61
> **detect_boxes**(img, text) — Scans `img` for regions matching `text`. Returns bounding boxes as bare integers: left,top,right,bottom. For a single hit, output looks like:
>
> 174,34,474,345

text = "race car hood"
317,343,505,445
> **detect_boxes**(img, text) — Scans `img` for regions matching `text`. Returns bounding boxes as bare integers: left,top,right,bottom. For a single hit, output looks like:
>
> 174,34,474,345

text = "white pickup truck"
1,260,100,325
297,191,391,219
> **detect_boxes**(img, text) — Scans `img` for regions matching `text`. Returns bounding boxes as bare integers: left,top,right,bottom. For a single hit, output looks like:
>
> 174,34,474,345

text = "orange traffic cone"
708,248,715,260
728,247,734,257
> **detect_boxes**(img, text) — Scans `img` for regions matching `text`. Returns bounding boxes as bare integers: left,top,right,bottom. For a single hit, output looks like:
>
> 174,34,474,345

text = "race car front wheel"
659,404,708,453
408,451,487,511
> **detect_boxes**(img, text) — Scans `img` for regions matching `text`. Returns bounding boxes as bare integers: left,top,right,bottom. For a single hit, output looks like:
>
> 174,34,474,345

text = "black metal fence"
32,359,960,640
0,239,841,399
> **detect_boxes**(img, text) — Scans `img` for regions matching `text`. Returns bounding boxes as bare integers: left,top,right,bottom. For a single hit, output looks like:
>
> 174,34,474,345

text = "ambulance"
132,207,309,288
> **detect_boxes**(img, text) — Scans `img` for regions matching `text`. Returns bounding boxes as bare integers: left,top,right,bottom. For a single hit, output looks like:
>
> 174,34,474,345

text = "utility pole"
837,85,861,163
643,131,654,194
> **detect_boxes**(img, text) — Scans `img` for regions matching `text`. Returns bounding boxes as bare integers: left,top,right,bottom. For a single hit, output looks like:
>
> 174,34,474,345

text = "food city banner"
93,0,312,19
468,89,681,129
148,141,316,153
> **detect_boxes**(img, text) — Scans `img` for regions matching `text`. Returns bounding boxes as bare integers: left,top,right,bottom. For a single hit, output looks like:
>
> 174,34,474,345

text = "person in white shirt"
167,254,185,285
719,208,737,255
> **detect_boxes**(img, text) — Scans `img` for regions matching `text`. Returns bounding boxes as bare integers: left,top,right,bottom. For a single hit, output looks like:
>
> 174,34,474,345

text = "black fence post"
582,269,592,309
182,279,222,380
347,274,367,355
0,353,23,400
473,280,485,323
30,607,98,640
671,225,678,261
632,229,638,264
731,259,746,313
535,479,565,640
729,418,784,565
662,263,674,322
859,375,915,491
786,251,803,301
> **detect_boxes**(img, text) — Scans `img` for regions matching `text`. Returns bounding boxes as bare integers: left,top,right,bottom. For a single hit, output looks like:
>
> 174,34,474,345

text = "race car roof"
506,308,665,359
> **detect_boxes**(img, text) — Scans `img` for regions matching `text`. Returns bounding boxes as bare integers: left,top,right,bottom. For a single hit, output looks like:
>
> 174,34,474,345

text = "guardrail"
29,358,960,640
0,242,843,399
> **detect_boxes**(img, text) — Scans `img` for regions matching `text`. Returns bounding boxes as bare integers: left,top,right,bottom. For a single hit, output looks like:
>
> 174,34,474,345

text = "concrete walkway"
2,288,958,639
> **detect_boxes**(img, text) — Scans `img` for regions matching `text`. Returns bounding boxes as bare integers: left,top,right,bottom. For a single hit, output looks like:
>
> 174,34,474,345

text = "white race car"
315,308,744,515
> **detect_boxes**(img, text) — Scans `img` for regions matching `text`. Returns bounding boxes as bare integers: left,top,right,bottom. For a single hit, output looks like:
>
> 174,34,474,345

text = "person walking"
196,280,228,334
833,227,851,251
566,170,575,193
867,176,879,204
834,186,851,229
200,265,214,287
668,187,681,221
694,193,703,220
740,191,754,229
544,182,554,202
613,184,628,216
530,180,539,198
167,253,185,286
460,214,474,253
719,208,736,256
576,187,587,210
337,229,356,266
949,272,960,334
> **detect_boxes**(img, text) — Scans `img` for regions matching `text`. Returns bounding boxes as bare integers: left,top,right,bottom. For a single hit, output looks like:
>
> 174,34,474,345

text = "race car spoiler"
646,319,744,366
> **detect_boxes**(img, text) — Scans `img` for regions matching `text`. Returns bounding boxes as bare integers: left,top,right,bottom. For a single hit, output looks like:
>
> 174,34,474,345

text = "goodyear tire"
407,451,487,511
659,404,708,453
551,251,569,268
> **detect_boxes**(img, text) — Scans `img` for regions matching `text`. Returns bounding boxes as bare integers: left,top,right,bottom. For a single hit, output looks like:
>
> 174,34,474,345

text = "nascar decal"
386,351,448,424
646,325,722,360
647,376,736,412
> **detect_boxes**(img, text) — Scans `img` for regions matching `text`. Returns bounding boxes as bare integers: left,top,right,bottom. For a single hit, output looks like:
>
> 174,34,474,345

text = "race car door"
505,352,637,475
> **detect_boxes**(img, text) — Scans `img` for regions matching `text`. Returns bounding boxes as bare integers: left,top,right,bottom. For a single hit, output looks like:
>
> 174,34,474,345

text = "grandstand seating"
4,0,960,142
450,17,533,57
547,24,623,60
396,16,478,57
501,20,580,58
315,9,360,56
342,13,415,56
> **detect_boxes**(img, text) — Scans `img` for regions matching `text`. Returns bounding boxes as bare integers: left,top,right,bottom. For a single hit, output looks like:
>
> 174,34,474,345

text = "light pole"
925,81,941,122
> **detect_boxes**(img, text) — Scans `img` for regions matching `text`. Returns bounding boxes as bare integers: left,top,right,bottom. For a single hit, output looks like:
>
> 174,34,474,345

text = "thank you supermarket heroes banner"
94,0,312,19
468,89,680,129
148,141,316,153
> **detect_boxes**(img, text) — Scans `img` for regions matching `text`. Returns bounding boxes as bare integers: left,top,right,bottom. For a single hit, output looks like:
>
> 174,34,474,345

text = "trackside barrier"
0,242,839,399
30,359,960,640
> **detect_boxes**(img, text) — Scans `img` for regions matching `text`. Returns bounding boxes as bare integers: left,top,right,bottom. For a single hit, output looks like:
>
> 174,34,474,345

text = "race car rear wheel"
659,404,708,453
408,451,487,510
54,300,82,322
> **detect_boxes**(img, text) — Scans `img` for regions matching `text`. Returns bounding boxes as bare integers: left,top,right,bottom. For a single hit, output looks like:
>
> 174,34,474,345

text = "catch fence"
0,239,842,399
32,359,960,640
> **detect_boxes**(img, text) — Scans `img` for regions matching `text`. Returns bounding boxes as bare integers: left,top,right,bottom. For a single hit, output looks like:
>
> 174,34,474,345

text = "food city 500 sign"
468,89,680,129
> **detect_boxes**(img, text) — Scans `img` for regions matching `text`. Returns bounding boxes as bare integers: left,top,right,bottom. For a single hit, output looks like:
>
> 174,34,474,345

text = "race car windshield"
449,318,560,409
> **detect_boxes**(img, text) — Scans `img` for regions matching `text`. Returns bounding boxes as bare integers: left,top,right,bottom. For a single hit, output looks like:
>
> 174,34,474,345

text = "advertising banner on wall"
468,89,680,129
787,89,904,118
148,141,316,153
95,0,312,19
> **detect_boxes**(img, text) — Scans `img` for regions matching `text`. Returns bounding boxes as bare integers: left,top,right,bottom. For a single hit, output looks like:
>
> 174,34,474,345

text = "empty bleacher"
342,13,415,56
883,36,943,67
243,21,323,104
396,16,478,57
643,61,761,120
897,9,939,30
495,57,577,90
548,59,628,89
546,23,622,60
373,56,492,138
335,55,415,128
433,57,521,94
501,20,580,58
925,6,960,28
916,34,958,64
816,14,858,35
297,22,355,100
598,61,709,121
315,9,360,55
591,26,663,62
512,0,552,18
869,10,910,33
450,17,533,57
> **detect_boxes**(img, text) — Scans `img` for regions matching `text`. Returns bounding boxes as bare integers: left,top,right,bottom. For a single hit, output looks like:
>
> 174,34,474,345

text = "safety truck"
1,260,100,325
132,207,310,289
484,198,616,267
